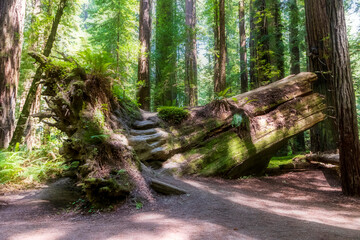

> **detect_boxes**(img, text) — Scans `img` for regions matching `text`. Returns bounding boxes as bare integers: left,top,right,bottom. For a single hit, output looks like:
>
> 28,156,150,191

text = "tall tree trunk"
249,0,257,89
254,0,270,86
273,0,284,80
305,0,338,153
214,0,226,93
0,0,26,149
326,0,360,196
289,0,305,152
137,0,152,110
213,0,221,93
24,0,43,150
9,0,68,147
239,0,248,93
185,0,198,107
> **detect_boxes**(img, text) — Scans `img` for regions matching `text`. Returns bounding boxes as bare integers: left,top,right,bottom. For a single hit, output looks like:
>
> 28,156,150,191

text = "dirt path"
1,169,360,240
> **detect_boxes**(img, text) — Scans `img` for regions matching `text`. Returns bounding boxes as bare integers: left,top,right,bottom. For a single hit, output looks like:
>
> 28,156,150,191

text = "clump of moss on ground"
158,106,189,124
267,155,303,168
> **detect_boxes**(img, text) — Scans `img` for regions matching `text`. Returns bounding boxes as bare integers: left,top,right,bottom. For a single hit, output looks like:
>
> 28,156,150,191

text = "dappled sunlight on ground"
1,170,360,240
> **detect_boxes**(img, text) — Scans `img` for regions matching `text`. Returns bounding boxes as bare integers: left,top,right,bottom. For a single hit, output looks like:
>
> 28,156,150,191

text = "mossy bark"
30,52,153,206
157,73,326,177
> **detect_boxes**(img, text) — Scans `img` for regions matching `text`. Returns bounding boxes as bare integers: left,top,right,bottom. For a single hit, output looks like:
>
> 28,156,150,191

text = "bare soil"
1,169,360,240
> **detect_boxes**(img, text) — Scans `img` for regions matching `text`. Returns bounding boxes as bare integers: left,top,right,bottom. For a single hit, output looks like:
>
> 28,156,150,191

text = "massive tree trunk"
305,0,338,153
137,0,151,111
215,0,226,93
32,48,325,203
326,0,360,196
0,0,26,149
10,0,68,147
130,73,326,178
185,0,198,107
239,0,248,93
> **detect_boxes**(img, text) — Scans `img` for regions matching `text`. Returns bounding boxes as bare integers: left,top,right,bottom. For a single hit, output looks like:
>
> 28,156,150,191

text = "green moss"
83,174,133,207
267,155,304,168
158,106,189,124
112,84,141,120
183,132,251,176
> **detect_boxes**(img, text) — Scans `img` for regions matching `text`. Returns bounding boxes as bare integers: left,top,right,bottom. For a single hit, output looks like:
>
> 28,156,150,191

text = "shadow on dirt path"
1,170,360,240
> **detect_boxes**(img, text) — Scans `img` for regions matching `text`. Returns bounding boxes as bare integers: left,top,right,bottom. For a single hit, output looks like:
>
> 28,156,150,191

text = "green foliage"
136,201,143,210
214,87,231,100
158,106,190,124
267,155,303,168
112,83,142,120
77,48,114,76
0,143,64,186
231,114,243,128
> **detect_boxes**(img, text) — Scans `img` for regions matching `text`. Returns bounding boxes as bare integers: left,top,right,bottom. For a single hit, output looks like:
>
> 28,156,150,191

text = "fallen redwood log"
305,153,340,165
134,73,326,178
29,51,326,204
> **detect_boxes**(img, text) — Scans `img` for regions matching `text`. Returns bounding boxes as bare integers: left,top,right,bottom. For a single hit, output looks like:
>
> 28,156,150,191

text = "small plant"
231,114,243,128
136,202,143,210
158,106,189,124
214,87,231,101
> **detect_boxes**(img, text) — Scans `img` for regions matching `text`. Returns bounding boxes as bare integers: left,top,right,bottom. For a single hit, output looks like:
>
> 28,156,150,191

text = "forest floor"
1,169,360,240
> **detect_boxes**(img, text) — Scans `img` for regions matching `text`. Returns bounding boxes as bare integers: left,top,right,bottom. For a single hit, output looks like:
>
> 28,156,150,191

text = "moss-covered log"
32,50,325,205
135,73,326,178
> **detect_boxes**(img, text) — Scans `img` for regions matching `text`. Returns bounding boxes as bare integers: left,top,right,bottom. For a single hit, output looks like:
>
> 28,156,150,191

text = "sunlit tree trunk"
326,0,360,196
137,0,152,110
10,0,68,147
185,0,198,106
304,0,338,153
239,0,248,93
213,0,220,93
0,0,26,148
214,0,226,93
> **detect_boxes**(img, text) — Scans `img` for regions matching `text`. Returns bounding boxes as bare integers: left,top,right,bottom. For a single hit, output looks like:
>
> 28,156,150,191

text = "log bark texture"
0,0,26,148
132,73,326,178
305,153,339,165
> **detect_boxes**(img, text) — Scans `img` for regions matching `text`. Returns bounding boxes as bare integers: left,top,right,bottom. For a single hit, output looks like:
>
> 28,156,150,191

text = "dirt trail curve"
1,169,360,240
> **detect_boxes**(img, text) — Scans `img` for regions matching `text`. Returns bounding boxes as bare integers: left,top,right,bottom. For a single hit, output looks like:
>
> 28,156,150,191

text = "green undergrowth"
158,106,189,124
267,155,303,168
0,143,65,190
112,83,141,120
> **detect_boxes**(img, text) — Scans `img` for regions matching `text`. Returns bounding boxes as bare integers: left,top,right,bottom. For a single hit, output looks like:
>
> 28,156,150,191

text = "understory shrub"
158,106,189,124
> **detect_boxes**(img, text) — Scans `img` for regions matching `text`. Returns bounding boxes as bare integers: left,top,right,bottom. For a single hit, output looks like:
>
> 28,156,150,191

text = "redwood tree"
326,0,360,196
239,0,248,93
305,0,338,153
185,0,198,106
137,0,152,111
214,0,226,93
0,0,26,148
